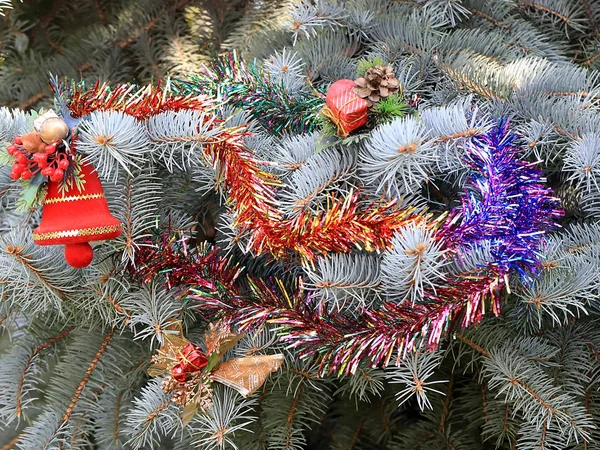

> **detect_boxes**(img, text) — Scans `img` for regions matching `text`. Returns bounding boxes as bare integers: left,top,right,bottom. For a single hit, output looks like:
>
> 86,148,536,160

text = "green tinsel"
174,52,325,135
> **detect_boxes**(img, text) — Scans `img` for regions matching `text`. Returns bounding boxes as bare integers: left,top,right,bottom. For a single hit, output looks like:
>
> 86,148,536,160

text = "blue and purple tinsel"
439,119,564,284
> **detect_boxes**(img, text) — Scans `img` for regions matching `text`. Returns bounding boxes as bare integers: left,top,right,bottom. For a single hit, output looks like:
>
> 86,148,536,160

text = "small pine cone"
196,382,214,412
170,379,195,406
354,65,400,107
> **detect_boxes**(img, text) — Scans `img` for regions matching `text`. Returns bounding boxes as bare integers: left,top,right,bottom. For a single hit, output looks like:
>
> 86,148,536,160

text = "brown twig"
516,2,572,26
145,399,171,423
583,52,600,67
582,0,599,37
436,128,482,143
439,374,454,432
456,332,491,358
466,6,510,30
90,285,130,318
61,329,115,424
285,382,304,450
0,434,21,450
113,391,124,441
347,418,365,450
116,0,192,49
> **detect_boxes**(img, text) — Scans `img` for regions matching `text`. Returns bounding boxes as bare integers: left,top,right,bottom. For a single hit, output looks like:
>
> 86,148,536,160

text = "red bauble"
32,162,122,268
324,79,369,137
64,242,95,269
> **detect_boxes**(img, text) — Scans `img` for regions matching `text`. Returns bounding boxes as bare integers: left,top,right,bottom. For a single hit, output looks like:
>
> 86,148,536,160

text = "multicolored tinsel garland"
190,276,504,376
131,232,242,294
129,120,561,375
205,120,424,261
65,80,215,120
190,122,562,375
62,79,561,374
175,52,325,135
61,80,425,263
130,235,504,376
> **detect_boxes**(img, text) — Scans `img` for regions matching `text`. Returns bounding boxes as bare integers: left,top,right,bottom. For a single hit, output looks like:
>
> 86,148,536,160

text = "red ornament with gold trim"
32,162,122,268
323,79,369,137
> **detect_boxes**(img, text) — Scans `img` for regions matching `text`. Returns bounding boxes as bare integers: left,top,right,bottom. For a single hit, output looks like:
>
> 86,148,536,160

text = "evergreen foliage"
0,0,294,110
2,1,600,449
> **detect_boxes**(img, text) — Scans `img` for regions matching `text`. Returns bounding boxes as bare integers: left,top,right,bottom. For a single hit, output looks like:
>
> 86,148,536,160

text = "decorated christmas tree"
2,0,600,449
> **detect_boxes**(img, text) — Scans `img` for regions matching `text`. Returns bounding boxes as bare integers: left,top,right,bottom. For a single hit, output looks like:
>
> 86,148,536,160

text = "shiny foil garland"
190,122,563,375
65,82,562,374
65,81,427,263
176,52,326,135
66,80,214,120
438,119,563,283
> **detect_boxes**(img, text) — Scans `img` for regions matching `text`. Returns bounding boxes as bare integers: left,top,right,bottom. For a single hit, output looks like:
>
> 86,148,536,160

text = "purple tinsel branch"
439,119,563,283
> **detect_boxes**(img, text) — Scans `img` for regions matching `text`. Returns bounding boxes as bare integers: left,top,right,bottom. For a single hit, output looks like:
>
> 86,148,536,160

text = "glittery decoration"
439,119,563,284
212,355,285,397
44,193,106,204
192,122,563,375
66,80,213,120
74,75,562,374
322,79,368,136
131,232,240,292
32,223,122,242
148,320,283,423
63,70,430,263
175,52,325,135
171,343,209,382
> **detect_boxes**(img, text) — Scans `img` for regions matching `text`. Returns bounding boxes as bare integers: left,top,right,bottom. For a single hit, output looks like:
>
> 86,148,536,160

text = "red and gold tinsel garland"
67,81,214,120
66,81,426,263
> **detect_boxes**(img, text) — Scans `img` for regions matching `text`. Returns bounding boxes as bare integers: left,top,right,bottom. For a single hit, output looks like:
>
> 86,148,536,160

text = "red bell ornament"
32,162,122,268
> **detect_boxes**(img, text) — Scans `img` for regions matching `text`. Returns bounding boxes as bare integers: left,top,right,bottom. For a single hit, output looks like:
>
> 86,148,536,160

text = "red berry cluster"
7,136,71,183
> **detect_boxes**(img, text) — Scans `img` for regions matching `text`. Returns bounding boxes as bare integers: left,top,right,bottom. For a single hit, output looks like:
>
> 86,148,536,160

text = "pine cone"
354,65,400,107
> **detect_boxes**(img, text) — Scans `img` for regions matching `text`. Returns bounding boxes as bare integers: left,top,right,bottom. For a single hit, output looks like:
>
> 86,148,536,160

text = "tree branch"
61,329,115,424
16,328,73,417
